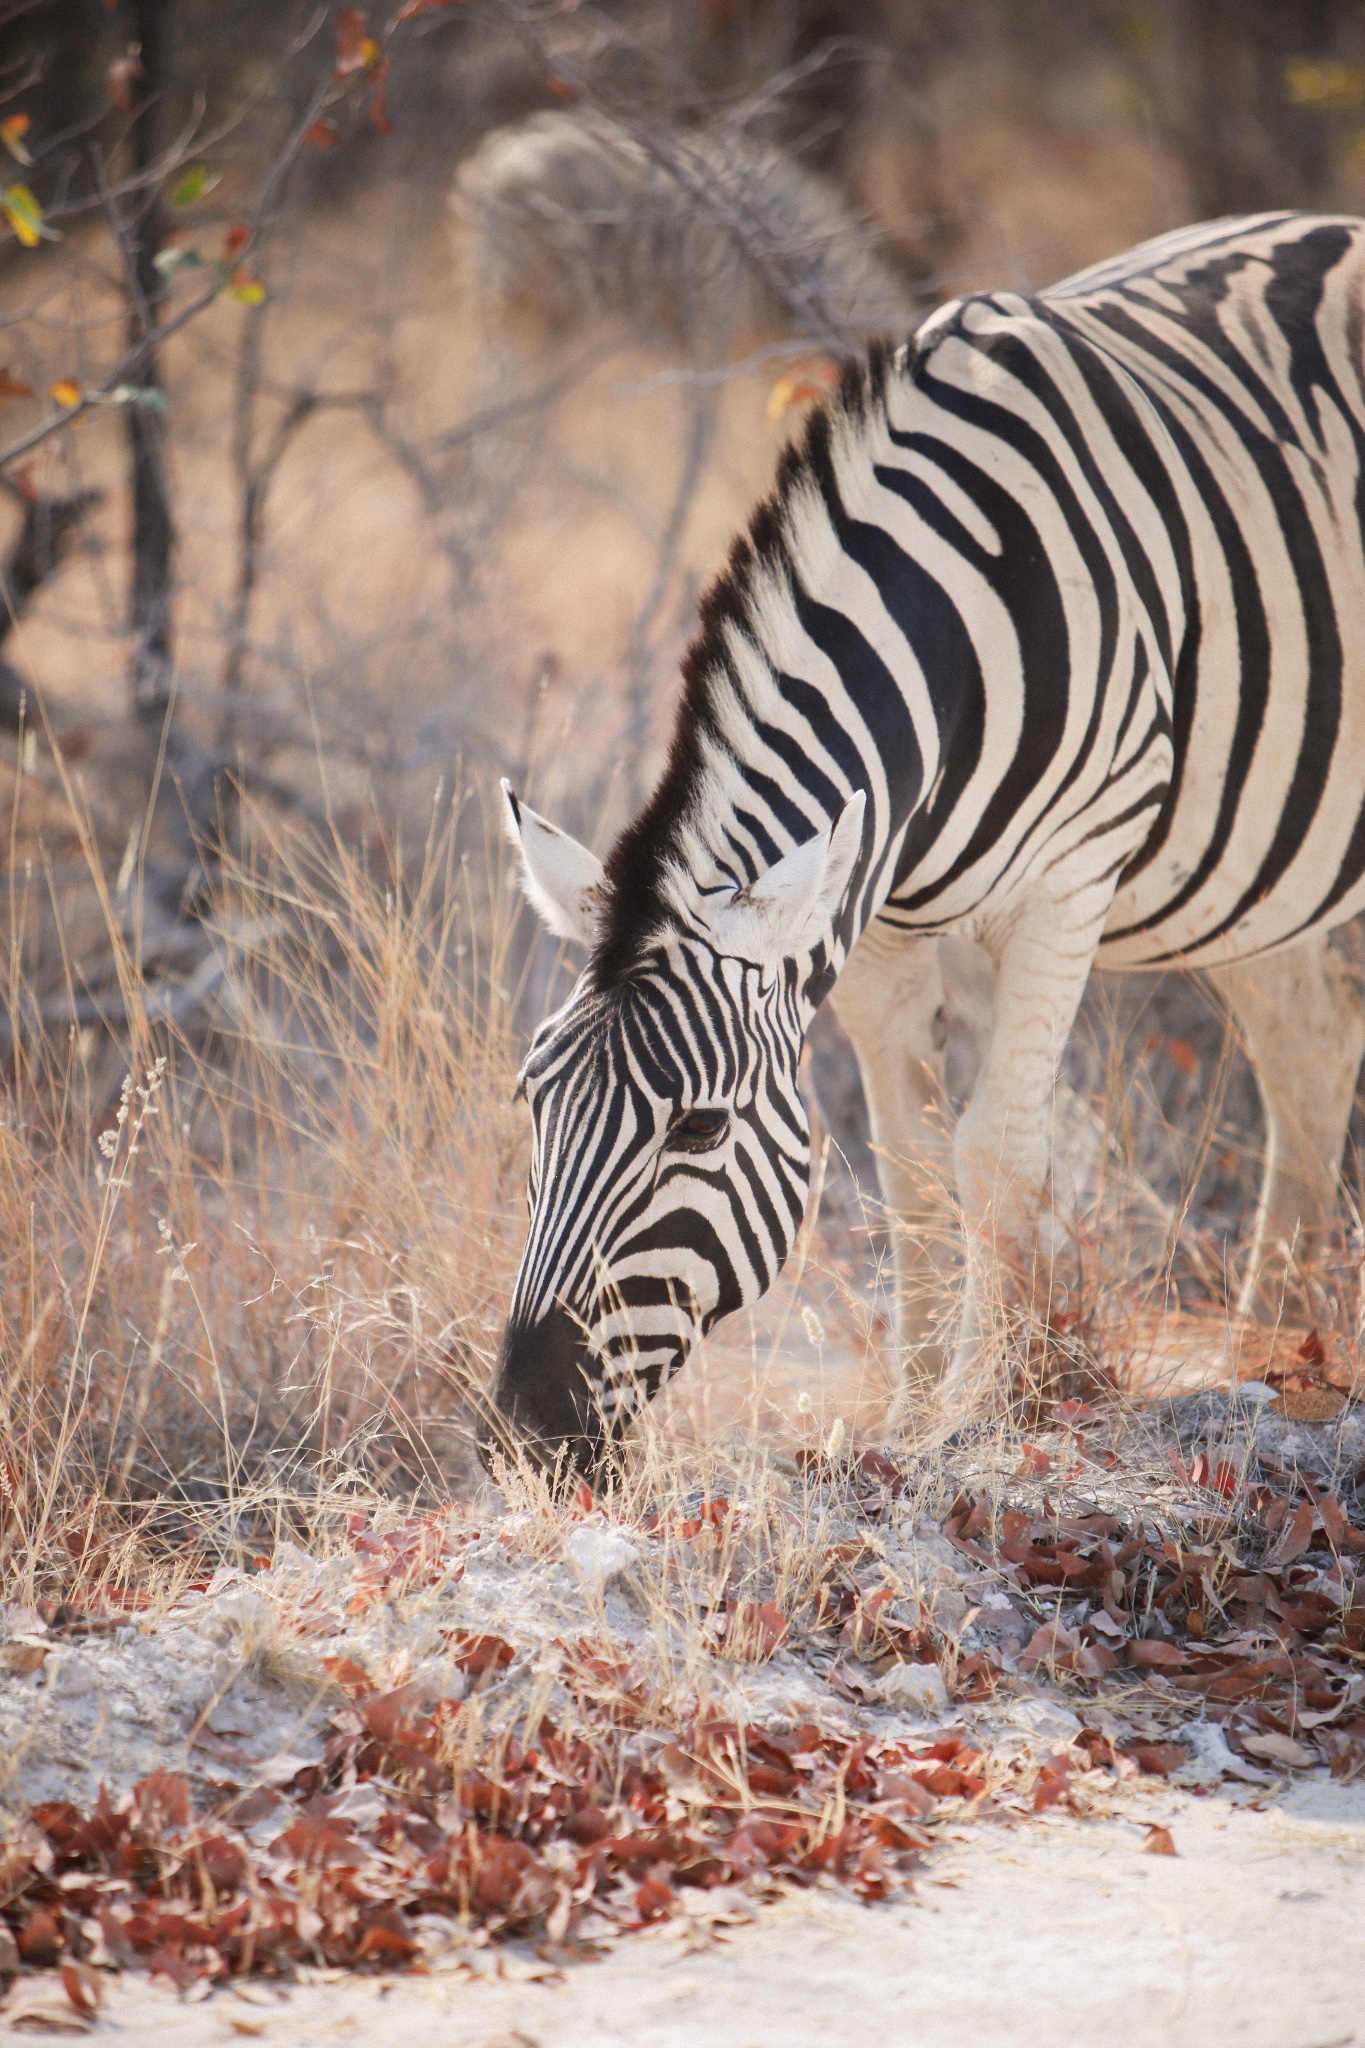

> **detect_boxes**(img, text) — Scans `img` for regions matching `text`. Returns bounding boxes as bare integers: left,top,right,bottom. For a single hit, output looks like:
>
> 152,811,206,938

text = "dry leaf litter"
0,1379,1362,2024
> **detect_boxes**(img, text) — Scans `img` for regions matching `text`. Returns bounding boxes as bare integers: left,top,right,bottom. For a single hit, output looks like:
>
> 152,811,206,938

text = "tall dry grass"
0,765,534,1602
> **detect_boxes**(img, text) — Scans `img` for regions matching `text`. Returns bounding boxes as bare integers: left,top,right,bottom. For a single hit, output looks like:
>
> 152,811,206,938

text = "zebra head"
485,782,866,1479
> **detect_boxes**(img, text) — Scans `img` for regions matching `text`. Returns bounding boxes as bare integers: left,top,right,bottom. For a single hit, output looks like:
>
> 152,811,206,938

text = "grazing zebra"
488,212,1365,1475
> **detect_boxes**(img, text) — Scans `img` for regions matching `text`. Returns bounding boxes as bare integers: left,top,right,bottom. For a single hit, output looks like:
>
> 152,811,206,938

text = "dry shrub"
0,775,530,1599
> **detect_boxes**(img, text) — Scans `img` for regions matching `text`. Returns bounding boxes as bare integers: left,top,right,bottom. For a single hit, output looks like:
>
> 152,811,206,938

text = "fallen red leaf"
1126,1639,1190,1672
1143,1825,1177,1855
134,1769,191,1832
18,1909,62,1966
353,1909,421,1963
721,1601,788,1662
1032,1766,1070,1812
1052,1400,1100,1426
1126,1742,1188,1777
635,1875,673,1920
857,1448,905,1490
1265,1499,1315,1568
443,1632,515,1675
321,1654,374,1697
60,1960,102,2015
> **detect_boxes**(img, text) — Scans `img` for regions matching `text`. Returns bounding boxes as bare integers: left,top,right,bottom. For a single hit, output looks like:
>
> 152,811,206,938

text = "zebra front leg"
943,885,1112,1412
1206,935,1365,1324
829,925,958,1390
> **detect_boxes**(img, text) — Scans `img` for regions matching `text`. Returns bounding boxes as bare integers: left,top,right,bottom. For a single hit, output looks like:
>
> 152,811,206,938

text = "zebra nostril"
487,1306,605,1483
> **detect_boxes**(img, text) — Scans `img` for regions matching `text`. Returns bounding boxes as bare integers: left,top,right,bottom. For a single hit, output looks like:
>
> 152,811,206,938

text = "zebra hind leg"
1206,935,1365,1326
827,926,960,1400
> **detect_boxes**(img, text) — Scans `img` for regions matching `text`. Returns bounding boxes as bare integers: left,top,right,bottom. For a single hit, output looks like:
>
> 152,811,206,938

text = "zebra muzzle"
481,1305,607,1484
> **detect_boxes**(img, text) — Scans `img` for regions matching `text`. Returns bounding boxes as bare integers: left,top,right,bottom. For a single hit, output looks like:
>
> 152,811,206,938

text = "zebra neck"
594,346,921,991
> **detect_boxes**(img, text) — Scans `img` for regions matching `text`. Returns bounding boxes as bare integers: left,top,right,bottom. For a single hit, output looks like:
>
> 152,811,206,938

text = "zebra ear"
501,779,607,947
708,791,866,965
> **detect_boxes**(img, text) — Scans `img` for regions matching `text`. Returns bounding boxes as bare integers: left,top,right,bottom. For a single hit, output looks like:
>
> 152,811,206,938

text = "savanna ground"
1,3,1364,2039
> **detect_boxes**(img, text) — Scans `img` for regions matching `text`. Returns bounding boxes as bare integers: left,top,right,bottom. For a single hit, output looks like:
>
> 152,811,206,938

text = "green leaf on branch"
1,183,56,248
105,384,170,414
153,245,206,280
169,165,219,208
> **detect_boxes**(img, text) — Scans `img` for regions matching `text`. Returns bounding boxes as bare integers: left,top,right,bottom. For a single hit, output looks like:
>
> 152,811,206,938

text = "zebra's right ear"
501,780,607,947
706,791,866,966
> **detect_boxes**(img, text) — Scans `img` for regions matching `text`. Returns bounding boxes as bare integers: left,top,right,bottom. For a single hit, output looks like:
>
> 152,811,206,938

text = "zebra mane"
590,340,899,990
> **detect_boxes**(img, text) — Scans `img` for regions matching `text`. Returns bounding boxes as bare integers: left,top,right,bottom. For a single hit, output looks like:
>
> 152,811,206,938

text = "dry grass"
0,763,536,1607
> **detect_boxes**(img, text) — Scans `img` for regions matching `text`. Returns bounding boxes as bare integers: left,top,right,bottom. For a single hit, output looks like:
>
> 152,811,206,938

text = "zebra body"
491,213,1365,1471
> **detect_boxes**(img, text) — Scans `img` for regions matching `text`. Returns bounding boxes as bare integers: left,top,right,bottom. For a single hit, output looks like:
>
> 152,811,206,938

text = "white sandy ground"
18,1776,1361,2048
4,1387,1363,2045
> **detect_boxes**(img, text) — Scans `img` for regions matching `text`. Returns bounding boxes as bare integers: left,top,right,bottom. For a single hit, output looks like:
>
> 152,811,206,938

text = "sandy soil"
21,1775,1360,2048
4,1380,1363,2046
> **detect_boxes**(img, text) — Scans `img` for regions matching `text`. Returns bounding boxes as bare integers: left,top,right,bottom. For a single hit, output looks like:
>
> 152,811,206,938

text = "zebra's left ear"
502,780,607,946
708,791,866,966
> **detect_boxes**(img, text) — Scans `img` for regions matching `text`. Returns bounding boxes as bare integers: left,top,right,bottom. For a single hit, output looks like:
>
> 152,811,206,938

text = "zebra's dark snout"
480,1306,605,1484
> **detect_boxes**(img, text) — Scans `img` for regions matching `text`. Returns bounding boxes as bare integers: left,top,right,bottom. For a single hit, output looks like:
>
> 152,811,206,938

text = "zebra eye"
666,1107,730,1153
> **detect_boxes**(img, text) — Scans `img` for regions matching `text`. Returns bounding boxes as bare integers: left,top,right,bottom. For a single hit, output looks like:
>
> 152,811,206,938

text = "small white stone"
567,1526,639,1590
1007,1696,1083,1747
47,1654,97,1701
876,1661,951,1718
1172,1719,1271,1786
326,1784,388,1826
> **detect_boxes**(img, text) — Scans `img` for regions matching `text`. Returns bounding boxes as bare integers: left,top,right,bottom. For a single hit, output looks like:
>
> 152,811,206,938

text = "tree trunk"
1186,0,1340,218
124,0,175,725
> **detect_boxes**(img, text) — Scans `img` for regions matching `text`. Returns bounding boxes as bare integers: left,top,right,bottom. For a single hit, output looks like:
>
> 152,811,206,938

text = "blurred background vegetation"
2,0,1364,1554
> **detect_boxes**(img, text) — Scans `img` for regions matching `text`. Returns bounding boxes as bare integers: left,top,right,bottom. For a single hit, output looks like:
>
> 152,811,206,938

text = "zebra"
487,211,1365,1476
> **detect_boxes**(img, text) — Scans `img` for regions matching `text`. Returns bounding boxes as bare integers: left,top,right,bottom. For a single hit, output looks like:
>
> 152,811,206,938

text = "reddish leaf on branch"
335,9,380,74
108,45,144,113
391,0,470,22
305,119,342,149
367,58,394,134
0,115,32,166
